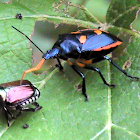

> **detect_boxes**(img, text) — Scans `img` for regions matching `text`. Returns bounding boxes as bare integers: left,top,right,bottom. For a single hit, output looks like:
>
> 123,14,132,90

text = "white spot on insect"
32,97,35,101
22,103,26,106
29,98,33,103
0,90,7,101
26,101,29,105
35,89,39,95
33,84,37,88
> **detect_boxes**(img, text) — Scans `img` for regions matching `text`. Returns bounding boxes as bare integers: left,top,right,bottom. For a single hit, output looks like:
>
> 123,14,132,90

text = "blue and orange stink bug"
12,27,139,101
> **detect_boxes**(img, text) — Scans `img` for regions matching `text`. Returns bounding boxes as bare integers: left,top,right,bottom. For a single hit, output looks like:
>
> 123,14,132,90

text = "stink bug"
12,26,139,101
0,80,42,126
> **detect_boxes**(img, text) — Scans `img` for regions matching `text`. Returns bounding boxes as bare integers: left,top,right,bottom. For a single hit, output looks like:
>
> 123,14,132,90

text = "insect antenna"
12,26,44,54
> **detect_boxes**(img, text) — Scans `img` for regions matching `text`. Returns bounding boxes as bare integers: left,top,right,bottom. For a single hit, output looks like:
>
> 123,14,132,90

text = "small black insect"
15,13,22,20
0,80,42,126
23,124,29,129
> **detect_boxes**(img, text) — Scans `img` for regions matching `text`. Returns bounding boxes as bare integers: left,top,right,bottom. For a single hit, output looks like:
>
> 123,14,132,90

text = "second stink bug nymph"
12,26,139,101
0,80,42,126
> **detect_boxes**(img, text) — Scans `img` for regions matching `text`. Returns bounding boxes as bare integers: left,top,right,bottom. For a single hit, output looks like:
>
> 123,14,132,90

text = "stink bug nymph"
12,26,139,101
0,80,42,126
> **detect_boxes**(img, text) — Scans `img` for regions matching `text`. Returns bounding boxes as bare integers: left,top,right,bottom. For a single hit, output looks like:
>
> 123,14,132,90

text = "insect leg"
67,60,88,101
18,102,42,112
56,58,63,70
84,65,116,87
76,59,115,87
104,56,139,80
32,102,42,111
4,108,10,127
15,103,41,118
3,107,15,126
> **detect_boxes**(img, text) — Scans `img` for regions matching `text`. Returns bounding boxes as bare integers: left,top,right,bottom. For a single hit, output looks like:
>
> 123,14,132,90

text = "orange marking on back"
94,29,102,35
67,60,73,65
79,35,87,44
75,60,85,67
93,41,122,51
71,31,81,34
81,59,92,64
71,29,109,35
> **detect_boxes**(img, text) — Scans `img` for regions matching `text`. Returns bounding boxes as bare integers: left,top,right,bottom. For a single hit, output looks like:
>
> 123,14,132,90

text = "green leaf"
0,0,140,140
106,0,140,29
